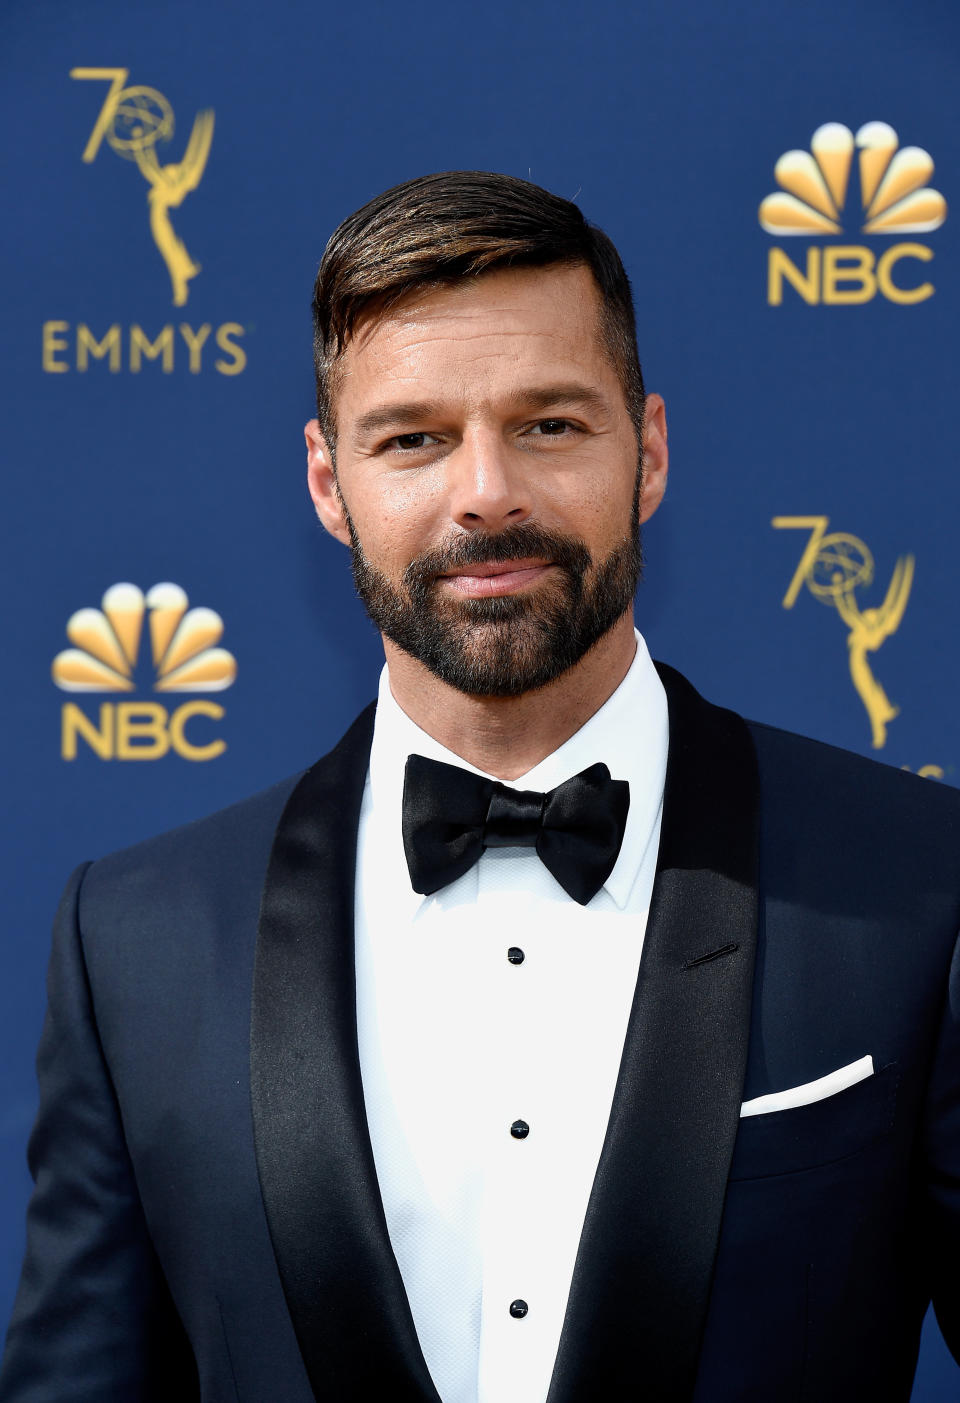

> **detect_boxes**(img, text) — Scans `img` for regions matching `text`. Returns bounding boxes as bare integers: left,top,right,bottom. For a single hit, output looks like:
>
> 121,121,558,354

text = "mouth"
437,558,555,598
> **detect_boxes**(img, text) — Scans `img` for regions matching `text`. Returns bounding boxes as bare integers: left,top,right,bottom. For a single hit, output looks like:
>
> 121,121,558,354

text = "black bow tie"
401,754,630,906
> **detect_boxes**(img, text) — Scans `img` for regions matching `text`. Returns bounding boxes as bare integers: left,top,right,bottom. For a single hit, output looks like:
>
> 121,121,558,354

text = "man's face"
306,262,668,697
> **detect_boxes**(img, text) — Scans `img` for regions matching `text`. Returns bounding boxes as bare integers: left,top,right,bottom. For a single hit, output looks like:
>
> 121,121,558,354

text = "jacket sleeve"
924,927,960,1363
0,864,198,1402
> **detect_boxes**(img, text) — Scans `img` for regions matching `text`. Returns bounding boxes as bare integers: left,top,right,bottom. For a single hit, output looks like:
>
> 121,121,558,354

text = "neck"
382,612,638,781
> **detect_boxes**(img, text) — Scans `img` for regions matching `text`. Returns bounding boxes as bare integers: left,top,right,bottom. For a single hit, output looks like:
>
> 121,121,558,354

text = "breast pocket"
728,1061,899,1182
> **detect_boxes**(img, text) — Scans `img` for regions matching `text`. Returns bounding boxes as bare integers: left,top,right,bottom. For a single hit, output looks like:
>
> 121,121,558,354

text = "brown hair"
312,170,645,447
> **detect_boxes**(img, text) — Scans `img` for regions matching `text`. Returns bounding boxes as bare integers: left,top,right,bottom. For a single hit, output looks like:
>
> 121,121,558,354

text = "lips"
438,558,554,598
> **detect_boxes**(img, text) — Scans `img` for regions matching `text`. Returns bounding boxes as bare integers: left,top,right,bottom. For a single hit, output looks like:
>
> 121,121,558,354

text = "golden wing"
173,109,215,196
876,554,915,638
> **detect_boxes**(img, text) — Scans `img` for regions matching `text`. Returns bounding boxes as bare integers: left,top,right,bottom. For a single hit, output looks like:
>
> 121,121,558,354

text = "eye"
526,418,577,437
388,432,439,452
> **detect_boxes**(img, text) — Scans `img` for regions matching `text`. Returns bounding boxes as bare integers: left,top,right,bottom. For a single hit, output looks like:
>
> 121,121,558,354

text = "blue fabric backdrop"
2,0,958,1393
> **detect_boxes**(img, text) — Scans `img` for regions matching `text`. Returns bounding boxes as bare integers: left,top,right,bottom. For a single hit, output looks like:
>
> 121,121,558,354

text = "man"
2,171,959,1403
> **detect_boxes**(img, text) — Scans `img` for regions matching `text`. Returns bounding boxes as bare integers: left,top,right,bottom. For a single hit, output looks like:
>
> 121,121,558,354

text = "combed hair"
312,170,645,445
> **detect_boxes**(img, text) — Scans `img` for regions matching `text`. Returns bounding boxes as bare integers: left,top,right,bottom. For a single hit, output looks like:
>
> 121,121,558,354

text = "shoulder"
78,770,307,925
744,717,960,910
76,699,378,931
747,714,960,825
658,658,959,825
656,656,960,828
656,659,960,900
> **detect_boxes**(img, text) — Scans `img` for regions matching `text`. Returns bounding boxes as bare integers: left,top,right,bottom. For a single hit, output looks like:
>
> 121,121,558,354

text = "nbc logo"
53,582,236,761
759,123,947,306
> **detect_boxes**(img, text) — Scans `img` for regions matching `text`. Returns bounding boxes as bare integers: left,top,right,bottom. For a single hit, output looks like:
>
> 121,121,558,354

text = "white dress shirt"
354,632,669,1403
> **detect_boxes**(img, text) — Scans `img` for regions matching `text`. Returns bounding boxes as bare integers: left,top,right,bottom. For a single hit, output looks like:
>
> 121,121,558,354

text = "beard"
344,506,643,699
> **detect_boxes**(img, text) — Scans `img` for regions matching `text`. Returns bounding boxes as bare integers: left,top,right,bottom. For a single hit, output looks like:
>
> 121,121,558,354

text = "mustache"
402,523,592,593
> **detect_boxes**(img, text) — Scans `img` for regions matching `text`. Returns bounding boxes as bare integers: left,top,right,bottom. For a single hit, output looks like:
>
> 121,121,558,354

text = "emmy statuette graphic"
773,516,915,749
71,68,214,306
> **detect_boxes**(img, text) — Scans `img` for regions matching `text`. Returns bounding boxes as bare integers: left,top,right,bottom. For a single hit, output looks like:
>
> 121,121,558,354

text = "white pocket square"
739,1054,874,1118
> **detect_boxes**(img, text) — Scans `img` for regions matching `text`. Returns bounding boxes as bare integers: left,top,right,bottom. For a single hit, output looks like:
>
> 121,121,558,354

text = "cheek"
552,463,636,542
348,471,444,567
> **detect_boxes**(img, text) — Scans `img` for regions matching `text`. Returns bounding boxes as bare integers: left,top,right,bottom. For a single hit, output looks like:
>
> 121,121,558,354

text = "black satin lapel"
250,703,441,1403
547,663,760,1403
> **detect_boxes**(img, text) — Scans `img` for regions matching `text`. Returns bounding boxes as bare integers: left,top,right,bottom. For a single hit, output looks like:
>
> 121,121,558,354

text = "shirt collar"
368,631,668,910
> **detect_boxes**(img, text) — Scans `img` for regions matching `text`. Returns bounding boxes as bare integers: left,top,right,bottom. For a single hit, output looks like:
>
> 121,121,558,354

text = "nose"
446,431,532,531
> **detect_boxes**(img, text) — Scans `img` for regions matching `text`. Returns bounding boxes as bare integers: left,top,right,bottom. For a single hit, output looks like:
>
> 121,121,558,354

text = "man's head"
306,171,668,699
312,171,646,450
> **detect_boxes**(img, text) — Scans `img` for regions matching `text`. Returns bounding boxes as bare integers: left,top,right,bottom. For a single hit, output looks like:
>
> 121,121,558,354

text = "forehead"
334,263,613,415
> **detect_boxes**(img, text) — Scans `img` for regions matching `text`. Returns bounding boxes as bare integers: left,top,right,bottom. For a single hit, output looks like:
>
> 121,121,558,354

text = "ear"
305,419,352,546
638,393,668,524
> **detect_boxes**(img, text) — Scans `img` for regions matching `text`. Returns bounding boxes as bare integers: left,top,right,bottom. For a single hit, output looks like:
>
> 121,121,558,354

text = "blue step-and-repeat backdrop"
2,0,958,1394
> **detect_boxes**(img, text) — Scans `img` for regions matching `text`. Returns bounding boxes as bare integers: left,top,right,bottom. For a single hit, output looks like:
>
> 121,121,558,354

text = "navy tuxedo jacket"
3,664,960,1403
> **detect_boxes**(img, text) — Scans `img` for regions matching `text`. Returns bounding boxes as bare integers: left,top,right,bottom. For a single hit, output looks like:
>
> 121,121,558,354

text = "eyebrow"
353,402,445,438
508,385,610,416
351,384,611,439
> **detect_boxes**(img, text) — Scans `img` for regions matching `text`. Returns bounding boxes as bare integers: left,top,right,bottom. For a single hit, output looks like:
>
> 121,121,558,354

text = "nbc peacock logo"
53,582,236,761
760,122,947,306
